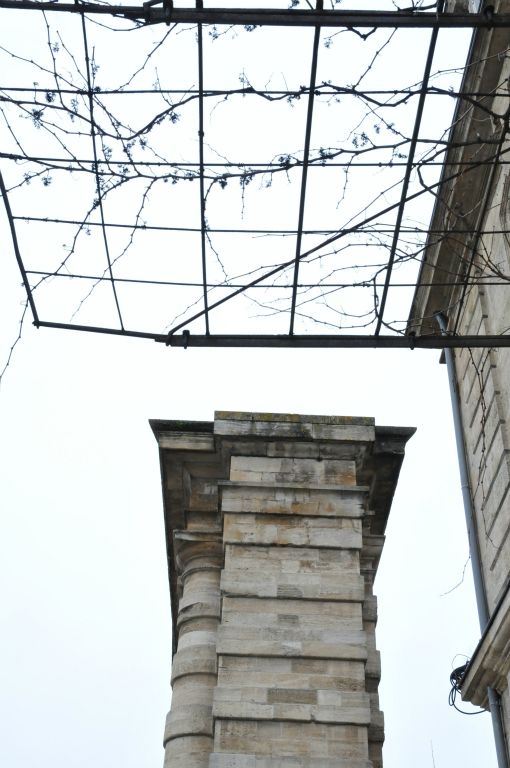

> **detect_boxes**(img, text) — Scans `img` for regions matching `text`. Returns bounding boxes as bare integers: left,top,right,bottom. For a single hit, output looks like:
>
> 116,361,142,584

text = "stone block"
267,688,317,704
157,431,215,452
220,485,366,518
365,648,381,682
171,645,217,682
216,623,368,660
214,412,375,444
480,451,510,534
164,703,213,742
188,476,220,512
264,440,373,463
470,391,503,469
223,513,362,549
464,362,496,431
369,740,383,768
221,596,362,630
212,686,370,725
229,456,356,486
221,571,364,603
368,700,384,743
489,532,510,606
362,595,378,622
177,587,221,624
177,628,217,652
209,757,372,768
213,720,370,759
224,542,359,573
217,655,365,692
221,545,364,602
163,735,213,768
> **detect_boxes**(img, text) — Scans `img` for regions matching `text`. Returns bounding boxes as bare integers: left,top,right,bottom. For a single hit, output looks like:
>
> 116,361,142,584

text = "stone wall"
447,143,510,720
152,412,413,768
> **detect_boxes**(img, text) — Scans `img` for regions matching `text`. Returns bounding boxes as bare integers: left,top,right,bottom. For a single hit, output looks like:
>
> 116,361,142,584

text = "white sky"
0,0,475,338
0,2,500,767
0,318,499,767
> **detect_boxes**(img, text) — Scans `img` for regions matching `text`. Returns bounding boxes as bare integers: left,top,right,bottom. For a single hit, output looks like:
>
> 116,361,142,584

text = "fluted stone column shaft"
163,535,222,768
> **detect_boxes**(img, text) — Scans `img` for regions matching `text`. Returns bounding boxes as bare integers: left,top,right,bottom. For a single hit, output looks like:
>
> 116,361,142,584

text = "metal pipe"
375,5,442,335
289,21,321,335
197,22,210,335
435,311,509,768
2,2,510,29
436,311,488,628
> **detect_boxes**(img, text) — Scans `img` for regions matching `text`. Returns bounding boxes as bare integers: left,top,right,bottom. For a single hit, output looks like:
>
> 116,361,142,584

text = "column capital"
174,530,224,575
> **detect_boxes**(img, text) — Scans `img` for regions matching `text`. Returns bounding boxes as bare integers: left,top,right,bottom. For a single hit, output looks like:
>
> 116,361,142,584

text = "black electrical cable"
449,664,486,715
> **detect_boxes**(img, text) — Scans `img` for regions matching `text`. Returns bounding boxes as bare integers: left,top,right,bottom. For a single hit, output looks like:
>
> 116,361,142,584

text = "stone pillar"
361,535,385,768
151,412,414,768
163,533,223,768
211,439,372,767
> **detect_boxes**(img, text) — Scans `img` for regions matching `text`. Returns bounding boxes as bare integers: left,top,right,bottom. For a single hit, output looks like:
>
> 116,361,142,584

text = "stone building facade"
151,411,413,768
408,0,510,750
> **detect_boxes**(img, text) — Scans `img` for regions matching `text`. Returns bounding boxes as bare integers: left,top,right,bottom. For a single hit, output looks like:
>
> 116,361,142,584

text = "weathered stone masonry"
151,412,414,768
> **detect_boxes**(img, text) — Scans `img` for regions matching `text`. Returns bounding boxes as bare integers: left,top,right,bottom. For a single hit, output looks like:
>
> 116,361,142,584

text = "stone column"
163,532,223,768
151,412,414,768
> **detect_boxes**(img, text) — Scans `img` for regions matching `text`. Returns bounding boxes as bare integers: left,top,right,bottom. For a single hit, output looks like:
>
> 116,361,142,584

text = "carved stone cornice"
461,582,510,708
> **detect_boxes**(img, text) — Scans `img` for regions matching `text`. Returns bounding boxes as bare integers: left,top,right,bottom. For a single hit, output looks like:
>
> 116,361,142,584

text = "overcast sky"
0,318,498,768
0,2,500,766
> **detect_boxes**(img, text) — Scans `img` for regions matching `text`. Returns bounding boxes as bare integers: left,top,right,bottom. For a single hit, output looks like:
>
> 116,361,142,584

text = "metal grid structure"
1,0,510,350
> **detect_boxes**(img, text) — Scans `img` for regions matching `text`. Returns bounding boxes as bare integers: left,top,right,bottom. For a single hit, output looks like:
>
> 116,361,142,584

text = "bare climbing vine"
0,0,509,359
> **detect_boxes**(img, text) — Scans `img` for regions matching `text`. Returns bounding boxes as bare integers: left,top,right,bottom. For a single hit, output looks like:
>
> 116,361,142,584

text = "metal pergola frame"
1,1,510,29
2,1,510,349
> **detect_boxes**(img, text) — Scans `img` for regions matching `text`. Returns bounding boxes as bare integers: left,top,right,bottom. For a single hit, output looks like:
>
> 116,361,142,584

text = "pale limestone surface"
151,411,413,768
